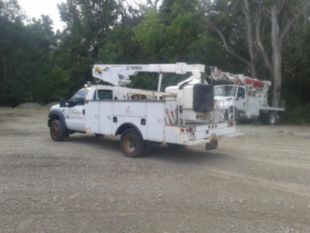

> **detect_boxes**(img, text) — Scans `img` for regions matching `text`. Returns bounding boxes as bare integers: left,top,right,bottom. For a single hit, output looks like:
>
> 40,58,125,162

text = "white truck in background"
48,63,237,157
210,67,285,124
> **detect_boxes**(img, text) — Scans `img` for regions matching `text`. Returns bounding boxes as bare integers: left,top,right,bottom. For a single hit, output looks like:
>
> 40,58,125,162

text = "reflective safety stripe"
165,108,177,125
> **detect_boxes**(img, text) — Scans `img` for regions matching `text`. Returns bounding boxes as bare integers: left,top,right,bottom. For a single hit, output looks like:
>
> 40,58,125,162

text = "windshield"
69,89,88,105
214,86,237,97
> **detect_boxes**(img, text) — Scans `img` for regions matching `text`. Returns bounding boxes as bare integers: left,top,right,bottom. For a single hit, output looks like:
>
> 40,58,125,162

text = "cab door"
65,89,89,132
235,86,246,112
97,89,113,134
85,89,113,135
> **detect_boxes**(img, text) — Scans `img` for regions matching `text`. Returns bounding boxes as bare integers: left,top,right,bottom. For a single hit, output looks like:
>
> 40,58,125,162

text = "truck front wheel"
234,108,240,123
50,119,68,141
120,128,145,158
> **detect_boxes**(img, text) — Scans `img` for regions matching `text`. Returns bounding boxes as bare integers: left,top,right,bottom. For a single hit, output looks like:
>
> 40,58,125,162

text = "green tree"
134,0,224,64
206,0,310,106
0,0,69,105
56,0,121,91
134,9,167,62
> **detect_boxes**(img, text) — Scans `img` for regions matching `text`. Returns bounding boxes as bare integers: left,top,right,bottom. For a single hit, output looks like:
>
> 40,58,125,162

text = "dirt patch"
0,108,310,233
46,102,59,107
15,102,44,109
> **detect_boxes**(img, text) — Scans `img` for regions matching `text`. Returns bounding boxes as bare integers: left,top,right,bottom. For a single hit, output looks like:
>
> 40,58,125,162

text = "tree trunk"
1,55,8,82
271,5,282,107
243,0,257,78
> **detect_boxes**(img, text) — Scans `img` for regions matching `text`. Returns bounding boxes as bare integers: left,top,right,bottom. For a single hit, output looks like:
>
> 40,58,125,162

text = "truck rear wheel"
120,128,145,158
260,111,278,125
268,112,278,125
50,119,68,141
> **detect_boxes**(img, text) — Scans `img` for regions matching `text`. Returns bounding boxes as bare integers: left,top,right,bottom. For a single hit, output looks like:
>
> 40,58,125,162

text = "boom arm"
209,67,271,89
92,63,205,89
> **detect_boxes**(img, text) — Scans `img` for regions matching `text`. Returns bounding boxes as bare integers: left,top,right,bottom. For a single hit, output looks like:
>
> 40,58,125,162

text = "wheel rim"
123,134,136,154
51,122,60,139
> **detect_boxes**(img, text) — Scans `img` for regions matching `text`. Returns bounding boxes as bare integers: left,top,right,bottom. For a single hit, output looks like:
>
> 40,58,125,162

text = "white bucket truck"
48,63,236,157
210,67,285,124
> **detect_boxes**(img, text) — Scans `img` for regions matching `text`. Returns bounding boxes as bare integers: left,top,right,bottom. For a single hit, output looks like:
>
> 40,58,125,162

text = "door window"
95,90,113,101
70,89,88,105
237,87,245,99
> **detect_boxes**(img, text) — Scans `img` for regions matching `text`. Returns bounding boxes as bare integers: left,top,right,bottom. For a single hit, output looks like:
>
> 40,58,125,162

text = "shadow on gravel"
67,135,120,150
146,146,229,164
67,135,229,164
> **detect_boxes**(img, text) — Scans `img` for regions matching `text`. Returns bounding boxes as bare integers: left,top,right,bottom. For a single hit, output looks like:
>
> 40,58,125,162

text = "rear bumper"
164,122,237,145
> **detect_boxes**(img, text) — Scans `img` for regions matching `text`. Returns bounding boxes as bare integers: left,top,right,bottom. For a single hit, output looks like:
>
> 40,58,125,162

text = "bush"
281,104,310,125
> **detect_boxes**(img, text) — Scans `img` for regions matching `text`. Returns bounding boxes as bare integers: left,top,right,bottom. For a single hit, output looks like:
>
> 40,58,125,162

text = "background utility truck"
48,63,236,157
210,67,285,125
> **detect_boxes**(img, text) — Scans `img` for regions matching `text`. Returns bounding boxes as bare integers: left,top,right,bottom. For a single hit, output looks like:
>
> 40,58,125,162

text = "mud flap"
205,139,218,151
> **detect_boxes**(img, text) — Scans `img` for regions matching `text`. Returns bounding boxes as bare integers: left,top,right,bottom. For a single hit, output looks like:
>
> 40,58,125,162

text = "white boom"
92,63,205,91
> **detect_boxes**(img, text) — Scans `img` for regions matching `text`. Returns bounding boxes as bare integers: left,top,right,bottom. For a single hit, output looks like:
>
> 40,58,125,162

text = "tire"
225,106,235,121
234,108,240,123
268,111,278,125
260,111,278,125
260,112,268,124
120,128,145,158
50,119,68,141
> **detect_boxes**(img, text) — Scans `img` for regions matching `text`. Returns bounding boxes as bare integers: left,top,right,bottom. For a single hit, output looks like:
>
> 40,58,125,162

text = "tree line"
0,0,309,122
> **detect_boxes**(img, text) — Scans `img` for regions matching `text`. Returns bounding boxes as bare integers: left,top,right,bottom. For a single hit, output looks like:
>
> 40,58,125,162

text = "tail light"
186,126,196,135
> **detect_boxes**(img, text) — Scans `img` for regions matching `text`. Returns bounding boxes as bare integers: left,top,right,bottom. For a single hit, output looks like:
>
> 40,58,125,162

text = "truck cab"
59,88,90,132
50,85,128,134
214,85,247,121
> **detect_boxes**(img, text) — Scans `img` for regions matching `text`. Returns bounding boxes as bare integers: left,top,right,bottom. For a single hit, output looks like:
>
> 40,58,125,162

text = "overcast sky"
19,0,66,31
18,0,147,32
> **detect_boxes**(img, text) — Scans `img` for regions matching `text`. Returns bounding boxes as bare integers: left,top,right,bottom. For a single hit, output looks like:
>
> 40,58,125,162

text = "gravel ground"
0,107,310,233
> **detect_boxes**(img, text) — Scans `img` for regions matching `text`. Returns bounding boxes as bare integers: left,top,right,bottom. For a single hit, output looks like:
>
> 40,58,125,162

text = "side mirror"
67,100,76,107
59,98,67,107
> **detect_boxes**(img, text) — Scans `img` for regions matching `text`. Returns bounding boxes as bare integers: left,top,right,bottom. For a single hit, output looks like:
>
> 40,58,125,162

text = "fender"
115,123,144,139
48,109,68,130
